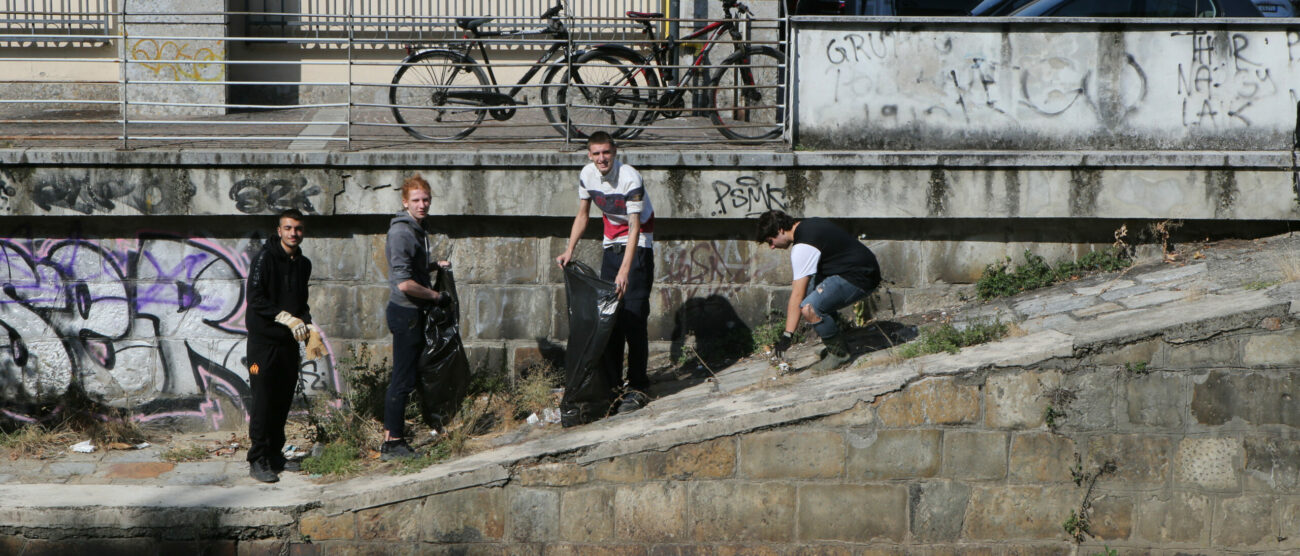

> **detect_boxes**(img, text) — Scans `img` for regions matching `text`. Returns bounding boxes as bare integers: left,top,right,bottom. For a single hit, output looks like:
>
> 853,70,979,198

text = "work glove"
433,291,453,309
275,311,309,342
773,331,793,358
304,325,327,360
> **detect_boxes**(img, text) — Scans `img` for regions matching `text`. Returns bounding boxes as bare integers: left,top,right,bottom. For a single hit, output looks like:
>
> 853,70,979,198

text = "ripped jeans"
799,275,871,339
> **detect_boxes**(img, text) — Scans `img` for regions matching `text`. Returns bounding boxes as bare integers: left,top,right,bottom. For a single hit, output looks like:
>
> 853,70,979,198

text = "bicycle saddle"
456,17,493,32
625,11,664,22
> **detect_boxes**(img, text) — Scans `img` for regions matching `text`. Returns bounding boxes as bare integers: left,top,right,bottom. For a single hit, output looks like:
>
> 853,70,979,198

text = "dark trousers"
246,340,301,466
385,302,425,438
600,245,654,392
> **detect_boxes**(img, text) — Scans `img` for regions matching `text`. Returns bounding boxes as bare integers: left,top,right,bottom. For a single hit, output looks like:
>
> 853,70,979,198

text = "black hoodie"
245,239,313,345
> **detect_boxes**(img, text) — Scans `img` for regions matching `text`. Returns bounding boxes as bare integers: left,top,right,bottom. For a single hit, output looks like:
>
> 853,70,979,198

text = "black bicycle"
389,3,586,141
550,0,785,141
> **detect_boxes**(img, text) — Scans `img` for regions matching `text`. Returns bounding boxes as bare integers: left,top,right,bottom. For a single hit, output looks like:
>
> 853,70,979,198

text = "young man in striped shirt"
556,132,655,414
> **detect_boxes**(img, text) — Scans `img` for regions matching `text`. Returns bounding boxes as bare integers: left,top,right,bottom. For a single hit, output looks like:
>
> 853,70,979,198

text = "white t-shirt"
791,243,820,281
578,160,655,248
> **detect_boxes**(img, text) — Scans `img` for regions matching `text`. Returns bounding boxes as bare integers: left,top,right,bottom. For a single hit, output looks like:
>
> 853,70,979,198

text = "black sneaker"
616,391,649,415
380,439,416,461
249,458,279,483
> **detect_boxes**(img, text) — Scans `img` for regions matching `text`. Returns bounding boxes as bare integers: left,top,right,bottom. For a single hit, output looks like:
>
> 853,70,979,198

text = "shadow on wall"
669,295,755,374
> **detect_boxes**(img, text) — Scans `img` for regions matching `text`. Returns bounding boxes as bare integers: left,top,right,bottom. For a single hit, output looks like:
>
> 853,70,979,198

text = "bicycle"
388,3,587,141
550,0,785,141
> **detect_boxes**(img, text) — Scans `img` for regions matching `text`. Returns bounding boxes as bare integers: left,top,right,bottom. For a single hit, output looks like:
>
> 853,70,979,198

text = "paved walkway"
2,234,1297,523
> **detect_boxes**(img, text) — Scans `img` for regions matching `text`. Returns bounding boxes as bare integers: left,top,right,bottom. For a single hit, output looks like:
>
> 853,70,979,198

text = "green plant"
1244,280,1279,291
1091,547,1118,556
1044,406,1066,430
161,444,209,463
301,441,362,476
395,441,453,474
896,319,1009,359
1063,510,1089,543
751,312,804,355
976,248,1131,300
1125,361,1149,375
512,366,560,420
1064,453,1118,543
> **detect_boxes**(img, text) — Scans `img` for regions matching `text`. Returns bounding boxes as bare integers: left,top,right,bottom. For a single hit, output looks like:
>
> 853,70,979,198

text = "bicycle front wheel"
390,50,490,141
548,49,655,140
709,46,785,142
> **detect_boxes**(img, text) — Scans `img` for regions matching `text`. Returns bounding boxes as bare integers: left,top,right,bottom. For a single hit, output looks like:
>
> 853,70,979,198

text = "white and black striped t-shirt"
578,160,655,248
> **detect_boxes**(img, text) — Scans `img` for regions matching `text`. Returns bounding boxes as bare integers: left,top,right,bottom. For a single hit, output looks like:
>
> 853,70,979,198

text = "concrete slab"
1136,263,1208,285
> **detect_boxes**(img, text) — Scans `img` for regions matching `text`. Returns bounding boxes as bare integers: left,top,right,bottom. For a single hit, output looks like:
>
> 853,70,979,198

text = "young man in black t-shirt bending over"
756,210,881,371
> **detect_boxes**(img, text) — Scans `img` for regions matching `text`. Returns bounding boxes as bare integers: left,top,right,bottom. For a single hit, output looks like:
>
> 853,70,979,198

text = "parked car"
968,0,1038,14
790,0,979,15
1252,0,1294,15
1008,0,1263,16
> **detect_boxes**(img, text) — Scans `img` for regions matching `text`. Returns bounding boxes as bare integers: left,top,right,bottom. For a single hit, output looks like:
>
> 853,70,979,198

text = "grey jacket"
386,210,432,308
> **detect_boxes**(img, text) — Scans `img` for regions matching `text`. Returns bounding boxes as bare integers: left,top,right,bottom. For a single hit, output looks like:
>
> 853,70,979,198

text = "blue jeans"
800,275,870,339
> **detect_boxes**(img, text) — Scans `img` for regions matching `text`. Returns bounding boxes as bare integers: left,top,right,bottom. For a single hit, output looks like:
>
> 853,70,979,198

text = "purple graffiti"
0,229,338,430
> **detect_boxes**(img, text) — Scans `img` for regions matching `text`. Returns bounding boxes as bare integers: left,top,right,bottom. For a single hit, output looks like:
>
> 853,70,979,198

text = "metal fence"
0,0,111,41
0,1,788,148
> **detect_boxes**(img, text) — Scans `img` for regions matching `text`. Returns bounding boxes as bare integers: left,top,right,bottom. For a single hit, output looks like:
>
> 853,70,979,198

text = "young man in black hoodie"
756,210,881,371
245,209,316,483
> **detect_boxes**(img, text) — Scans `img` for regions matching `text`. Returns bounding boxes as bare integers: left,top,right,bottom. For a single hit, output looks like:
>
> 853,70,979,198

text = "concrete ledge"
0,148,1291,169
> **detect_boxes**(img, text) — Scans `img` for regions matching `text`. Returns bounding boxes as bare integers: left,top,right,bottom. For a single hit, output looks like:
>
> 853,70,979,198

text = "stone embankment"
4,236,1300,554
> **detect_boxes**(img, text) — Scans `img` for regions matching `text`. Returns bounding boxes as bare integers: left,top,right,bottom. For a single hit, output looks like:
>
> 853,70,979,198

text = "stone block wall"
274,317,1300,553
6,293,1300,553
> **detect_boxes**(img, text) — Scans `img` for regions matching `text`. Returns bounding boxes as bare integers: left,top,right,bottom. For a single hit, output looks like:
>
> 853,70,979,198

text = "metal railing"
0,0,111,42
0,2,789,149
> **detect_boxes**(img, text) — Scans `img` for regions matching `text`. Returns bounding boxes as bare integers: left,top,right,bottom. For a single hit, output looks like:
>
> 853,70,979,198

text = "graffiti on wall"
0,228,337,429
130,39,226,82
1175,31,1276,127
710,175,787,218
229,177,322,215
804,28,1300,146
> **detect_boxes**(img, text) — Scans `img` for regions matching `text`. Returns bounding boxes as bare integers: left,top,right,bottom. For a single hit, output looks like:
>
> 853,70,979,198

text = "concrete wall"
795,20,1300,150
0,149,1295,429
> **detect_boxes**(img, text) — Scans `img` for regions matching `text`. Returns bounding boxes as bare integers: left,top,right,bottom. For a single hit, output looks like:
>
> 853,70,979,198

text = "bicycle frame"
626,6,750,111
404,10,574,108
458,27,570,102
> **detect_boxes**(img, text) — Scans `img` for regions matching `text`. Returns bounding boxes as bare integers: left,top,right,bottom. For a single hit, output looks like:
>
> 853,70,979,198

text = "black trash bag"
560,261,622,427
417,267,470,432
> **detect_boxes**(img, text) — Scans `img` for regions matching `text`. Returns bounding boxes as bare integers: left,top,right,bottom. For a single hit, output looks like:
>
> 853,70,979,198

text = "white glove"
275,311,309,342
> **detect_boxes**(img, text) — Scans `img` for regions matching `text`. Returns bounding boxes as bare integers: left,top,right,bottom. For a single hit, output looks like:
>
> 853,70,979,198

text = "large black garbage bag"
417,267,470,431
560,261,621,427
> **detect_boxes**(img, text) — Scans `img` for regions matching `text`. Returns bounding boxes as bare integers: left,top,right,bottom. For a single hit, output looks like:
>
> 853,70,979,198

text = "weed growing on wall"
976,248,1131,300
896,320,1008,359
1064,454,1118,543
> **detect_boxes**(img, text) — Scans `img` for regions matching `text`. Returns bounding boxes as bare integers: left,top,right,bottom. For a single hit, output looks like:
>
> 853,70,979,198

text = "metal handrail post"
564,10,573,144
118,0,128,149
346,0,354,149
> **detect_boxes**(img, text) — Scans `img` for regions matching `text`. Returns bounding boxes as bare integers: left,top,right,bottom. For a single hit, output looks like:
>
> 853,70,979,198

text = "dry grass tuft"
1276,250,1300,282
0,423,80,459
